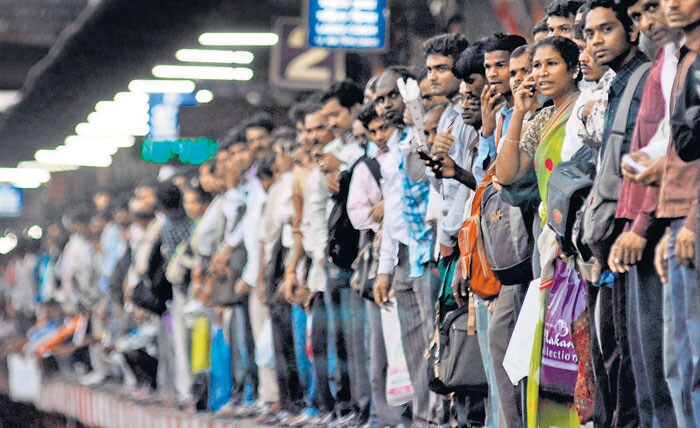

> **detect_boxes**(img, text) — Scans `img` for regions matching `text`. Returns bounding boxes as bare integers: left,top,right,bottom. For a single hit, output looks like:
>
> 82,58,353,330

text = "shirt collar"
610,51,649,97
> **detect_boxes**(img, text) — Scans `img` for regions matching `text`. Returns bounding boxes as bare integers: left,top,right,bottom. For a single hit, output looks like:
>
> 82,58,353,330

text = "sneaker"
287,409,320,427
304,411,336,428
79,371,106,387
328,411,356,428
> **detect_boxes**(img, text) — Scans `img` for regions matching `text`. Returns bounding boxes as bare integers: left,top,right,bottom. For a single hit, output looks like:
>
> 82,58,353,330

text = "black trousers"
269,296,304,412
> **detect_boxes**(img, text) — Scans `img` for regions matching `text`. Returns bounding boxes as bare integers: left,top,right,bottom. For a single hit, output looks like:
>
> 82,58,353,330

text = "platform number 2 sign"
270,18,345,90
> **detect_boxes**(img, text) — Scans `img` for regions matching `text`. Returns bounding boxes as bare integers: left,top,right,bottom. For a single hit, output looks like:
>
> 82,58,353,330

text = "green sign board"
141,138,218,165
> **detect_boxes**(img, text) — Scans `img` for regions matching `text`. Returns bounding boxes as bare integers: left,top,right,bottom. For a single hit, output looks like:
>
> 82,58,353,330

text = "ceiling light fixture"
195,89,214,103
65,135,135,148
17,161,79,172
35,149,112,168
198,32,279,46
75,122,149,137
151,65,253,81
175,49,254,64
128,79,195,94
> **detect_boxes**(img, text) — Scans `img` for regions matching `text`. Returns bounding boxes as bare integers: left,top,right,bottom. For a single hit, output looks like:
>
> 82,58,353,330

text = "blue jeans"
667,220,700,428
475,297,498,428
291,304,316,411
627,257,677,428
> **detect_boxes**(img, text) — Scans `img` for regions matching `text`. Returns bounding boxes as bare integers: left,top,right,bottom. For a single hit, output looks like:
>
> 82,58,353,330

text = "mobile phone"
417,149,441,169
622,155,649,174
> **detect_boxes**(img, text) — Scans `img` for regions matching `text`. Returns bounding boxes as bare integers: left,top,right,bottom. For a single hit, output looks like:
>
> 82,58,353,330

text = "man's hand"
326,172,341,194
369,200,384,222
319,153,342,173
452,274,468,308
608,231,647,273
675,226,696,267
432,126,455,155
281,272,298,304
655,232,671,284
635,156,666,187
209,246,233,277
440,244,454,258
622,152,665,186
480,86,505,138
403,108,414,127
373,274,392,309
235,279,251,297
432,154,455,179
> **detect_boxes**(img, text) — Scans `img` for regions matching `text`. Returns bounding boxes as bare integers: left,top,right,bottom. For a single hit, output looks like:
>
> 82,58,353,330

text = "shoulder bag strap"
608,62,651,161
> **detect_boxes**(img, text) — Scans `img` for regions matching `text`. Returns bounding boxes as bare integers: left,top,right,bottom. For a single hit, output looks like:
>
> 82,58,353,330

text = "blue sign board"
0,184,22,217
307,0,388,50
148,93,197,141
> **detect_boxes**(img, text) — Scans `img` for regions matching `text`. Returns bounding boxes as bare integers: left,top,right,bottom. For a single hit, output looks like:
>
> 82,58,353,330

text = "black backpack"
327,156,367,269
547,145,597,257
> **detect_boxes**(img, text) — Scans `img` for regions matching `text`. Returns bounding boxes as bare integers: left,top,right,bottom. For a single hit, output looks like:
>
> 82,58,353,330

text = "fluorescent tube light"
128,79,195,94
35,150,112,168
151,65,253,81
198,32,279,46
175,49,254,64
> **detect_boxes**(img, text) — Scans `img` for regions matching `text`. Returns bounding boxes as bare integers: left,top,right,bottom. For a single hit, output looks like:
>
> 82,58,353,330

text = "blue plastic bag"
208,326,232,411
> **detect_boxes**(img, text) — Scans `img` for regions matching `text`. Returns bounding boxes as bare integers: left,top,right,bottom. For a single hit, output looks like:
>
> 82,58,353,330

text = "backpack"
458,171,502,300
327,156,371,269
480,181,535,286
349,157,383,300
581,63,650,263
546,145,597,257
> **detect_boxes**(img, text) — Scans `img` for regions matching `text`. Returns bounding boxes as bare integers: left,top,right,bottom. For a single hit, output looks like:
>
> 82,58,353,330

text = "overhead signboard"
270,17,345,90
0,184,22,217
148,92,197,142
307,0,388,51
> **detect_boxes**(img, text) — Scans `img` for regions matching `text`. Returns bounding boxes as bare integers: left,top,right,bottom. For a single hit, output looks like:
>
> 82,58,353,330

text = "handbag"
581,63,650,263
208,244,247,307
350,229,382,301
540,260,587,399
428,255,488,395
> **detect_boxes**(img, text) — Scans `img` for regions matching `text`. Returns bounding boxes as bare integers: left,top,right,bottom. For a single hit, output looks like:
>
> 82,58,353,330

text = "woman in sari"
496,36,583,427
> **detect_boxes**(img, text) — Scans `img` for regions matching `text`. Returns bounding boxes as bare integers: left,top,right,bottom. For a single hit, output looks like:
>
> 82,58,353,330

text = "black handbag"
429,255,488,396
428,300,488,396
209,244,247,307
350,229,381,301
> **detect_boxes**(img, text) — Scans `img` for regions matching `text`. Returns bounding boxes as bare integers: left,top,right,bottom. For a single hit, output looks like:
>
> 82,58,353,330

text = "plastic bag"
504,277,541,385
541,260,587,398
8,353,41,403
381,300,413,406
208,326,232,411
190,315,210,373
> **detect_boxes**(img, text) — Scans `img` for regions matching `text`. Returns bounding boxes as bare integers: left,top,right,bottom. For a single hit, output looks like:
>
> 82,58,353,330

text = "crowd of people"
1,0,700,427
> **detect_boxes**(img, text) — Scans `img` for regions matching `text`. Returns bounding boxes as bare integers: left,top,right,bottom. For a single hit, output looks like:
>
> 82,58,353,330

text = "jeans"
292,304,316,410
475,297,498,428
229,303,258,404
311,291,336,413
367,300,405,427
626,253,677,428
327,264,364,417
667,219,700,428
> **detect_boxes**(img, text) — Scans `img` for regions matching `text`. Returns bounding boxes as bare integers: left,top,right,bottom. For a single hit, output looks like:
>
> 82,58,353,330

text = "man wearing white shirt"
372,69,443,428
